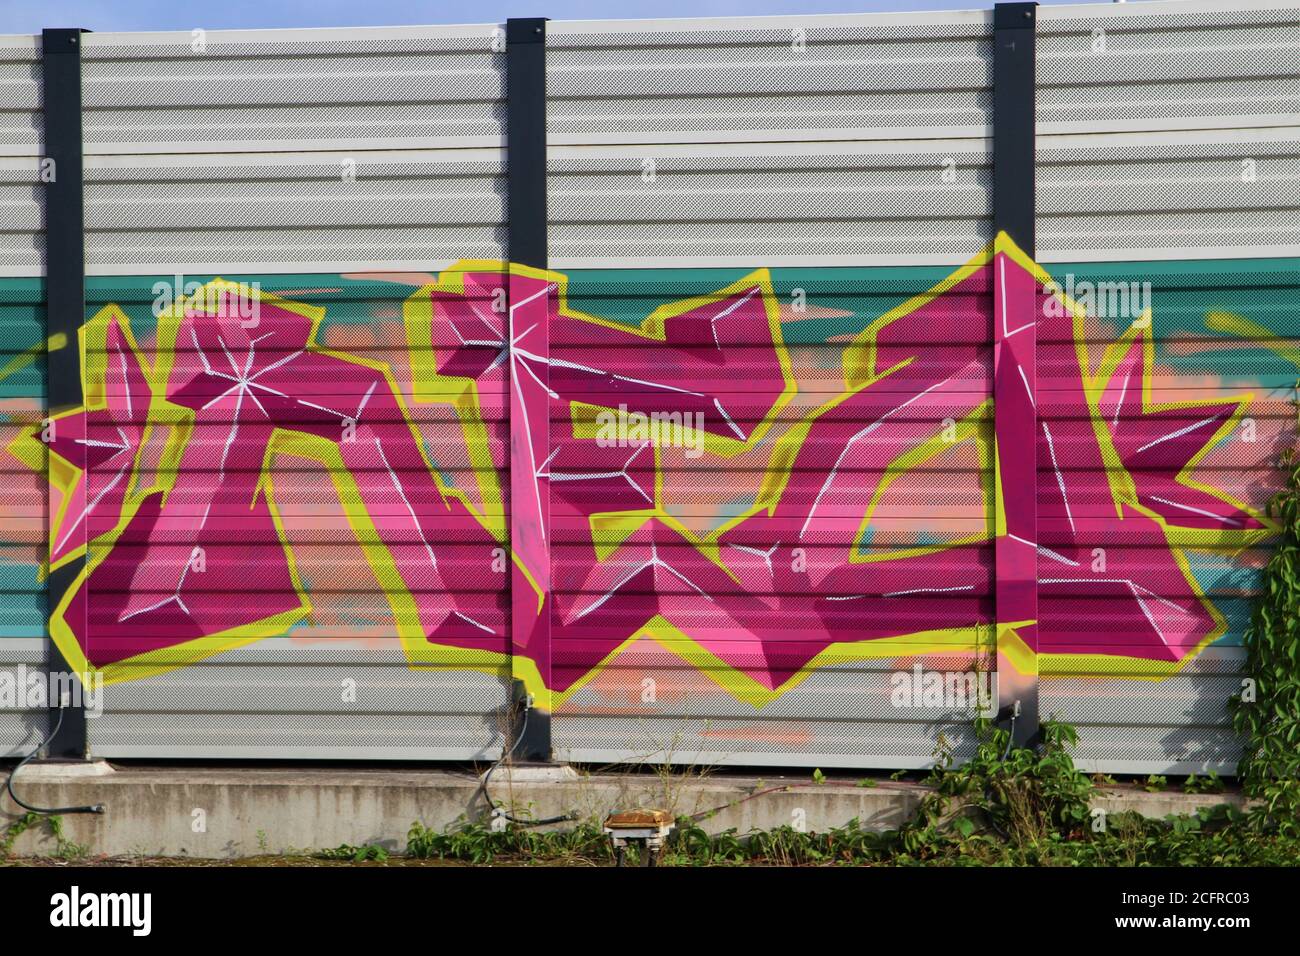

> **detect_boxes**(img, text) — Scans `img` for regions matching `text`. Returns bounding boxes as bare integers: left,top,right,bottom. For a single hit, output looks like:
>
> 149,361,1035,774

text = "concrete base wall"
0,761,1246,860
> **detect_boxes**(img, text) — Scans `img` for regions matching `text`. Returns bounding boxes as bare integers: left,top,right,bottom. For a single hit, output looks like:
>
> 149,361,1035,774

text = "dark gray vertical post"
505,17,552,762
992,3,1040,750
993,3,1037,253
507,18,548,271
41,27,89,760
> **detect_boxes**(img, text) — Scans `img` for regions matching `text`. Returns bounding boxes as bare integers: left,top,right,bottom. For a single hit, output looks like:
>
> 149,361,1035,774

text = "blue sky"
1,0,1105,34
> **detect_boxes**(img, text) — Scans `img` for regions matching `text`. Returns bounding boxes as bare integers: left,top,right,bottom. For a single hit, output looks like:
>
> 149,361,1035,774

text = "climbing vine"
1231,385,1300,835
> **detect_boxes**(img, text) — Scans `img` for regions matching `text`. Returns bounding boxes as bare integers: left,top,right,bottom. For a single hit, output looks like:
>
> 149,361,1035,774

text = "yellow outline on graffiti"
543,246,1006,706
9,244,1285,703
5,308,171,580
1004,235,1272,682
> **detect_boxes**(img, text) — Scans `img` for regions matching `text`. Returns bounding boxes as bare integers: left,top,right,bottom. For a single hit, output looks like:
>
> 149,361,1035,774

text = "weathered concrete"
0,761,1247,859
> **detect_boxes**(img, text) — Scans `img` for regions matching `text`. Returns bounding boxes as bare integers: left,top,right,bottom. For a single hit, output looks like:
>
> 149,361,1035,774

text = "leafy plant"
1183,773,1225,795
393,721,1300,868
1142,775,1168,793
406,817,612,865
2,813,88,861
319,843,389,862
1231,387,1300,837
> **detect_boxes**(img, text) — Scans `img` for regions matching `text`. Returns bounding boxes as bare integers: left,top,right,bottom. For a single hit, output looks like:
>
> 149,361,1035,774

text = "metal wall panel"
1035,257,1299,774
1037,0,1300,136
0,280,46,756
72,275,511,760
83,151,506,275
547,11,994,270
549,143,991,269
1036,1,1300,263
1037,129,1300,263
0,36,40,157
0,158,43,278
1030,0,1300,772
80,26,506,154
0,36,44,278
2,1,1295,773
0,37,45,754
547,12,994,145
31,23,513,761
543,262,998,769
79,26,510,276
543,11,1000,767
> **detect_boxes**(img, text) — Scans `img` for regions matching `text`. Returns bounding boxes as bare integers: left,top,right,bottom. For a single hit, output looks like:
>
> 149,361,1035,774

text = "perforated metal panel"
0,158,43,277
1037,0,1300,135
0,37,43,278
77,26,508,277
92,639,507,759
1036,1,1300,263
1038,129,1300,263
547,12,993,145
546,263,997,769
554,659,991,769
550,143,991,269
1035,255,1300,774
83,151,506,275
80,26,505,154
1042,649,1248,774
0,36,40,158
547,11,994,270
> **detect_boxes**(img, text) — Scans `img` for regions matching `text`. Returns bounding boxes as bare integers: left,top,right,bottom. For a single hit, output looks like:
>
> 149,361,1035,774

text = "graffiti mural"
1,236,1284,722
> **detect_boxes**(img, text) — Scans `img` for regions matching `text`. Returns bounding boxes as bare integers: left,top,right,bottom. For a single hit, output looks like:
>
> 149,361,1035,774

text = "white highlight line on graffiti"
1112,368,1133,428
119,349,133,421
541,442,654,504
55,431,133,556
714,397,747,440
452,611,497,635
372,435,438,570
517,354,559,400
540,354,705,399
1148,494,1243,527
882,584,977,598
1036,544,1080,567
1018,363,1035,409
1000,255,1035,339
1040,420,1075,535
510,347,546,546
1134,415,1225,456
218,387,244,477
728,541,780,575
571,539,713,622
709,286,761,350
75,437,129,451
354,380,377,423
801,369,963,539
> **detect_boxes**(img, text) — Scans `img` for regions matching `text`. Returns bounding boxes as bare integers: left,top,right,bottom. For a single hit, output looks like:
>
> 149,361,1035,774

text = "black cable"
5,707,105,816
477,705,573,827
